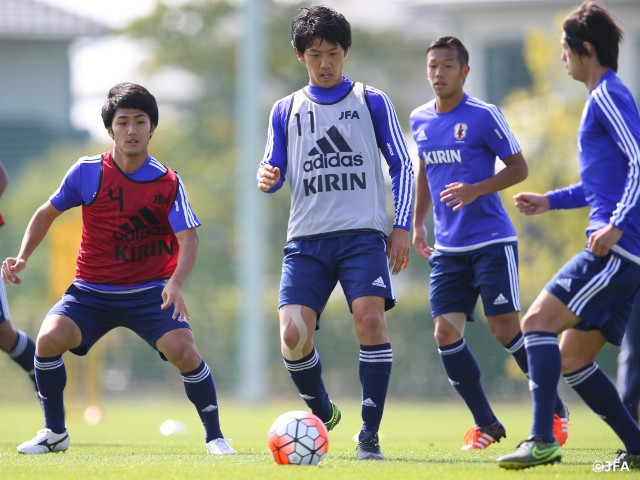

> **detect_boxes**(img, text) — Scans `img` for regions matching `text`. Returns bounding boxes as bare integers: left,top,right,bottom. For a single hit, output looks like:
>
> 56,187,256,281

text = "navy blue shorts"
48,283,191,357
0,281,9,323
428,242,520,320
278,231,396,323
545,248,640,346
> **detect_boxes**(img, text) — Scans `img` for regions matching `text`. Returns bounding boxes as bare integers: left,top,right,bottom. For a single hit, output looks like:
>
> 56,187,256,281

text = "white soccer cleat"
206,438,236,455
17,428,70,454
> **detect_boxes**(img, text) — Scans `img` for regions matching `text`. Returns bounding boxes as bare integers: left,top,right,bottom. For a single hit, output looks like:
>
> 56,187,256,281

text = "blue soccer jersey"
409,94,521,251
547,70,640,265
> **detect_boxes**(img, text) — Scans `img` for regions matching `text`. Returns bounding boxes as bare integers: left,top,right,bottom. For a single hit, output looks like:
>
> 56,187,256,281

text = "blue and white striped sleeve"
366,86,414,231
593,83,640,231
258,97,290,193
169,174,201,232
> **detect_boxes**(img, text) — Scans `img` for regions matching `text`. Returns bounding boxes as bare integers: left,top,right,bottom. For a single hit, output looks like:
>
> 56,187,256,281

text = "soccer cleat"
206,438,236,454
607,450,640,469
497,436,562,470
553,402,569,446
17,428,70,454
356,431,384,460
461,421,506,450
323,400,341,432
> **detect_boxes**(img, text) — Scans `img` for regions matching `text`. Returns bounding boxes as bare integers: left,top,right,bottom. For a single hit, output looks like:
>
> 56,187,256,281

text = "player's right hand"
513,192,550,216
257,164,281,192
412,224,434,260
2,257,25,285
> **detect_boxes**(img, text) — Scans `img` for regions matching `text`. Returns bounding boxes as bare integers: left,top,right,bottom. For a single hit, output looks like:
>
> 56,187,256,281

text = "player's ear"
461,64,470,80
107,127,114,140
295,49,305,64
583,41,596,59
343,49,349,59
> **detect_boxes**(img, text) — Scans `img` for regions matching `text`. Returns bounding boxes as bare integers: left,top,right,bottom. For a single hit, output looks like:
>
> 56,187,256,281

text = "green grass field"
0,397,630,479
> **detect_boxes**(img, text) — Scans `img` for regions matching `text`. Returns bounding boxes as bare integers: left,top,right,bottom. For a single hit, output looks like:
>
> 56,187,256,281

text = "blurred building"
0,0,105,173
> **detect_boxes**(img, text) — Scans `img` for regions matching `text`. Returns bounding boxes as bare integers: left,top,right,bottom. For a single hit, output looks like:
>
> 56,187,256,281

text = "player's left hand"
161,279,190,321
440,182,479,211
588,224,622,257
387,227,410,275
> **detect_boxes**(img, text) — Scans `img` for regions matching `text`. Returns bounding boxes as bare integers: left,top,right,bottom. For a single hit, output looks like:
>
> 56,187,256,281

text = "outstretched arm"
2,202,63,285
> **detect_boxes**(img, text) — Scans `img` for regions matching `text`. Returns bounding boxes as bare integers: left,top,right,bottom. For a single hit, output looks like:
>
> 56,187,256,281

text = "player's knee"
35,332,63,357
354,314,387,343
433,314,465,346
281,322,301,351
280,305,309,359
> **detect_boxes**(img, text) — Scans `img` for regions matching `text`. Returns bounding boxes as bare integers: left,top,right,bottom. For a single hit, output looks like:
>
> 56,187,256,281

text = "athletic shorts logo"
556,278,572,292
372,277,386,288
493,293,509,305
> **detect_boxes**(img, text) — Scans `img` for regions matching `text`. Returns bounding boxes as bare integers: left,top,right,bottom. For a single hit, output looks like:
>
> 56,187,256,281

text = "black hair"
426,36,469,67
563,0,623,71
101,82,159,128
290,5,351,54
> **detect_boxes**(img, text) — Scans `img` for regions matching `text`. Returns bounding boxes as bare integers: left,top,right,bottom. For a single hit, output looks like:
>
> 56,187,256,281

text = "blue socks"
34,354,67,434
439,338,496,427
565,362,640,454
9,330,36,388
182,360,223,442
524,332,561,443
284,349,331,422
359,343,392,434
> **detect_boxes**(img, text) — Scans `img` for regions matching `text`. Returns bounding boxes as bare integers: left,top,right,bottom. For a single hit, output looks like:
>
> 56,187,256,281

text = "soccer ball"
267,411,329,465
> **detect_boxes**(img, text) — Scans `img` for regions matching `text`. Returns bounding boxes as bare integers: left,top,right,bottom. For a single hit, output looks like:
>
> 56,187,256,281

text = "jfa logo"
338,110,360,120
593,460,631,472
454,123,468,141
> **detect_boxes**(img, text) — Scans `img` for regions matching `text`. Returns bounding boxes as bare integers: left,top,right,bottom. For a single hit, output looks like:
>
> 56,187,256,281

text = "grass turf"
0,398,628,479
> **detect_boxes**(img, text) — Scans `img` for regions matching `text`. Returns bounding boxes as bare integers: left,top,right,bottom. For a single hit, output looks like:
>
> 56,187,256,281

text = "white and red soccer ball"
267,411,329,465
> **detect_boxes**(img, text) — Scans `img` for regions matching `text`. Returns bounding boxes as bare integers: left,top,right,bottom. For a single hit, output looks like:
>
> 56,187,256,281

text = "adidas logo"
118,206,161,232
113,206,175,262
416,130,428,141
362,398,377,408
372,277,386,288
528,379,539,391
307,125,353,156
302,125,368,195
201,404,218,413
493,293,509,305
557,278,572,292
300,394,316,401
448,378,460,386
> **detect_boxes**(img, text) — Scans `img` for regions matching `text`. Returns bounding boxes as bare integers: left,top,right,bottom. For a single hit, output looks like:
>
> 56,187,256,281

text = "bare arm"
412,160,435,260
161,227,199,320
2,202,63,285
440,152,528,211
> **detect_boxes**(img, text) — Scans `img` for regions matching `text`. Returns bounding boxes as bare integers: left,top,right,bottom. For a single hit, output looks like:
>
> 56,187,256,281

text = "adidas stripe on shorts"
428,241,519,320
278,231,396,324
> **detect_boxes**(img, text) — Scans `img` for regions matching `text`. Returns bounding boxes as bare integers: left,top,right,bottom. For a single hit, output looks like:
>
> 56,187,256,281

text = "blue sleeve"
49,157,101,211
593,88,640,231
366,87,414,230
169,174,201,232
546,183,588,210
258,96,291,193
480,105,522,160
